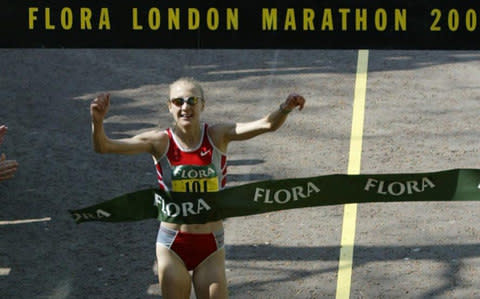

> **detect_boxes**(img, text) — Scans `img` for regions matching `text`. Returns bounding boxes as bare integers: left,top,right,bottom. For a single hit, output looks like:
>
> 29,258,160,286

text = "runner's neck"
173,123,203,150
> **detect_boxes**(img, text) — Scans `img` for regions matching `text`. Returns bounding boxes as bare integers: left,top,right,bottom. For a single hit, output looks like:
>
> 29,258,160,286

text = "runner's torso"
155,123,227,194
154,123,227,232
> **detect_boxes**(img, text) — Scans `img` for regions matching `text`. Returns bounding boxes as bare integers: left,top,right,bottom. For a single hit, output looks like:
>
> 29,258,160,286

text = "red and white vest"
154,123,227,192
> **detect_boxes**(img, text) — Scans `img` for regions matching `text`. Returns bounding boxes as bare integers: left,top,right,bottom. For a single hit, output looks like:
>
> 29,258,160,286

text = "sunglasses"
170,96,201,106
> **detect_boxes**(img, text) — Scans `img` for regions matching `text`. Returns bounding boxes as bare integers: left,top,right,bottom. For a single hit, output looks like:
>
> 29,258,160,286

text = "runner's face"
168,82,204,127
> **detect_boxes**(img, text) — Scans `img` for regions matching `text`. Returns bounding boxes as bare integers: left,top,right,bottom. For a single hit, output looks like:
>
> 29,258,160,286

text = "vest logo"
364,177,436,196
253,182,321,204
200,149,211,157
72,209,111,222
155,193,211,217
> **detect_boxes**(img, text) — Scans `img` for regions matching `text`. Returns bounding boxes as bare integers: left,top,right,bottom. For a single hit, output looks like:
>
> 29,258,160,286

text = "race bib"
171,165,219,192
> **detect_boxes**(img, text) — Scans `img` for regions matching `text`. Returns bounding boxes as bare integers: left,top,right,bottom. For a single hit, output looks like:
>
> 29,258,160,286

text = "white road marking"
0,217,51,225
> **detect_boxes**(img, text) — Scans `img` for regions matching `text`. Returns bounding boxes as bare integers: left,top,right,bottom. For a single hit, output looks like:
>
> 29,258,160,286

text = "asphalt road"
0,49,479,298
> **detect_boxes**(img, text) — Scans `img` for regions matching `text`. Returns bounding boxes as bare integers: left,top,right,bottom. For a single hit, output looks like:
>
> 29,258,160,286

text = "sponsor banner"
70,168,480,224
2,0,480,49
69,189,158,224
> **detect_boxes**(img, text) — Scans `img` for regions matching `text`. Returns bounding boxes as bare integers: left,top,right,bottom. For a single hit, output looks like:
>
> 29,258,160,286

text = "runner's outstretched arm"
90,93,166,156
211,93,306,146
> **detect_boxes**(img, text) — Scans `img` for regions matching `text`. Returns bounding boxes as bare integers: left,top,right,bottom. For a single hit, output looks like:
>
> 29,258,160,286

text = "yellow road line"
0,217,51,225
335,49,369,299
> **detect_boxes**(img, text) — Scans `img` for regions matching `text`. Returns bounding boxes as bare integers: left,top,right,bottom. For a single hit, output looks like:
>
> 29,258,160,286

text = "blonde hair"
169,77,205,100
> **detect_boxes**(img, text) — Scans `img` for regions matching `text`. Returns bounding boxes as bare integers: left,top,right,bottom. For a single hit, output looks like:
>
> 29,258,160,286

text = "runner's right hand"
90,93,110,123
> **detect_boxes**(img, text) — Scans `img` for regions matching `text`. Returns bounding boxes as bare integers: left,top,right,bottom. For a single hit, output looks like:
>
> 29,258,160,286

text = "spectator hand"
0,125,7,146
0,153,18,181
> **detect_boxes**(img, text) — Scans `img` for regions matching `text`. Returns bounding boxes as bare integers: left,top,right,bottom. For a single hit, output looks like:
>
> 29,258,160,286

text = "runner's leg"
156,244,192,299
192,248,228,299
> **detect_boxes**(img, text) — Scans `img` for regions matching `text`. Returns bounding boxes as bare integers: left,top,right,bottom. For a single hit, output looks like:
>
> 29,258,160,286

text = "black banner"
2,0,480,49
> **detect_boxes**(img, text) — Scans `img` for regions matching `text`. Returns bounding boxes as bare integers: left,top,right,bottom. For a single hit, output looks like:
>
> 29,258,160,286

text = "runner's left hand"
283,93,306,111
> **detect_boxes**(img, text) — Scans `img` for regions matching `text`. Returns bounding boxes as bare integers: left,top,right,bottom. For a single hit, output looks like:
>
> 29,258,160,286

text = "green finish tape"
70,169,480,224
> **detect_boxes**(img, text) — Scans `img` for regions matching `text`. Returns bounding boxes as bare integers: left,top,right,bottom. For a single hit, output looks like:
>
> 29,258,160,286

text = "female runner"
90,77,305,299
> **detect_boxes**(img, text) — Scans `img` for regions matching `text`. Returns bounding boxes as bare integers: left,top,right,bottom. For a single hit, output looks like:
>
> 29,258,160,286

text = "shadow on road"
226,243,480,298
